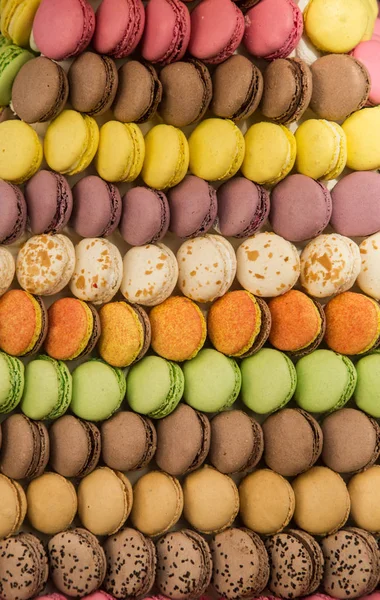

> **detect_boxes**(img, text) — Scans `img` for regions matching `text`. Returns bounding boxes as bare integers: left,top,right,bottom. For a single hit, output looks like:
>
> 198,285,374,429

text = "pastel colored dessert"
0,533,48,600
112,60,162,123
121,243,178,307
208,291,271,357
331,172,380,237
17,234,75,296
141,0,190,65
355,353,380,417
131,470,183,536
70,238,123,305
0,247,15,297
68,52,118,116
241,348,296,414
25,170,72,235
357,233,380,299
49,414,101,478
159,59,212,127
95,121,144,183
322,408,380,474
183,348,241,413
0,289,47,357
210,528,269,600
0,413,49,479
310,54,370,121
0,120,42,183
21,355,72,421
48,528,106,597
295,350,357,413
142,124,189,189
209,410,263,474
189,0,244,64
33,0,95,60
0,473,27,539
349,466,380,532
71,359,125,422
242,122,296,185
0,352,24,415
342,106,380,171
36,595,67,600
216,177,269,238
101,411,156,472
83,594,115,600
0,44,33,105
156,530,212,598
99,301,151,368
300,234,361,298
78,467,133,536
352,40,380,106
270,174,332,242
0,0,40,47
177,235,236,303
12,57,69,123
295,119,347,180
71,176,121,238
126,355,184,418
211,54,263,121
150,296,206,362
263,408,323,477
189,118,244,181
183,466,239,534
93,0,145,58
120,186,169,245
168,175,217,238
155,404,210,476
26,472,77,535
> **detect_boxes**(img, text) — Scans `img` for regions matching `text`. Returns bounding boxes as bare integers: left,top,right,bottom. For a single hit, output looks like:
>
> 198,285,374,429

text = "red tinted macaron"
71,176,122,238
142,0,191,65
0,290,47,357
93,0,145,59
25,170,73,235
216,177,269,238
168,175,217,238
120,187,169,246
0,180,27,245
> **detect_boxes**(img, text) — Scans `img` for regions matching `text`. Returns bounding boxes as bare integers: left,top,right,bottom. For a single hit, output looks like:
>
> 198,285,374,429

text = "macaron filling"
23,294,47,356
159,0,189,65
148,361,184,418
90,56,118,116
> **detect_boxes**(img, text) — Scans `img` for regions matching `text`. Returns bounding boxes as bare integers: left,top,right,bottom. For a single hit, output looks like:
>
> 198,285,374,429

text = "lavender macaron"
168,175,217,238
331,171,380,237
216,177,269,238
0,180,27,244
71,175,122,238
24,170,73,235
119,186,169,246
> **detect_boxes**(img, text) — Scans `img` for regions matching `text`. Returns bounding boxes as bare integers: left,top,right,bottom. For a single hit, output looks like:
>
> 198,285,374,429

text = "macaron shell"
0,473,27,539
0,120,42,184
120,186,169,246
93,0,145,57
331,171,380,237
142,124,189,190
96,121,145,182
348,466,380,532
352,40,380,105
113,60,162,123
98,301,145,367
68,52,119,116
0,179,26,244
71,175,122,238
0,247,15,297
295,119,347,180
26,472,77,535
357,233,380,299
71,360,125,421
1,0,41,47
101,411,156,471
343,107,380,171
142,0,190,65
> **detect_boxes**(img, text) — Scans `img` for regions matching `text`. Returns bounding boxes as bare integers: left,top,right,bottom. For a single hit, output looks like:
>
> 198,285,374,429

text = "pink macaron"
37,595,68,600
243,0,303,60
373,18,380,41
93,0,145,58
352,40,380,106
81,593,115,600
141,0,190,65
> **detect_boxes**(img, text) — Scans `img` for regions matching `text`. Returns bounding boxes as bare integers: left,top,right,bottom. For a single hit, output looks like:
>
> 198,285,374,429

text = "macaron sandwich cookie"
0,0,40,47
26,472,77,535
96,121,145,183
357,232,380,300
0,413,49,480
71,176,122,238
68,52,118,116
0,473,26,539
216,177,270,238
0,180,26,245
0,352,24,414
342,106,380,172
355,353,380,418
331,172,380,238
168,176,217,238
0,290,47,357
0,44,33,106
93,0,145,58
120,186,169,246
112,60,162,123
0,247,15,298
349,465,380,533
25,170,73,235
295,119,347,181
0,533,48,600
142,124,189,190
142,0,190,65
0,120,42,184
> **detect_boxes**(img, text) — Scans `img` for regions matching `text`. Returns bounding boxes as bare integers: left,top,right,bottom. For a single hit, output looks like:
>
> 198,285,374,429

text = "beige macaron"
348,465,380,533
0,247,15,297
26,472,77,535
0,474,27,539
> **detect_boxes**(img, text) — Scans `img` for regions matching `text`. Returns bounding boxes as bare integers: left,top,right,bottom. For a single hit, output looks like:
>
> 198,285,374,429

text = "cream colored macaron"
348,466,380,533
0,247,15,297
0,474,27,539
26,472,77,535
357,233,380,299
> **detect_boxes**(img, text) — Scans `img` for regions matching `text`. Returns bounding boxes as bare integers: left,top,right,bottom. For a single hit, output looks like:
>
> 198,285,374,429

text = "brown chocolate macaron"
211,54,263,121
113,60,162,123
68,51,118,116
49,415,101,478
0,414,49,480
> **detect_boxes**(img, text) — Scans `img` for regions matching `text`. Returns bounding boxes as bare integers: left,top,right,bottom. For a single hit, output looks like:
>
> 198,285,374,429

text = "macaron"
210,528,269,600
168,175,217,238
242,122,296,186
355,353,380,417
121,243,178,307
37,596,70,600
183,348,241,413
44,110,99,176
93,0,145,58
0,473,27,539
357,233,380,300
209,410,263,474
0,0,40,47
120,186,169,245
0,44,34,105
241,348,296,414
295,119,347,180
26,472,77,535
0,352,24,415
96,121,144,183
131,471,183,536
112,60,162,123
263,408,323,477
71,359,126,422
142,124,189,190
33,0,95,60
331,172,380,237
49,414,101,478
322,408,380,474
141,0,190,65
0,413,49,480
342,106,380,171
25,170,73,235
349,466,380,532
126,355,184,419
101,411,156,472
183,466,239,534
0,290,47,357
71,175,121,238
216,177,269,238
0,181,26,244
155,403,210,476
0,120,42,183
0,247,14,298
352,40,380,106
68,52,118,116
211,54,263,121
11,56,69,123
188,0,244,64
70,238,123,305
295,350,357,413
189,118,245,181
0,533,48,600
78,467,133,536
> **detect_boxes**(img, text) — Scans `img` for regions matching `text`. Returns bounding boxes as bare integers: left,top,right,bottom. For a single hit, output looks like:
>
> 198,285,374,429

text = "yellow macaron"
361,0,377,39
44,109,99,176
0,120,42,183
242,122,296,186
1,0,41,47
342,107,380,171
188,118,245,182
295,119,347,180
96,121,145,183
142,124,189,190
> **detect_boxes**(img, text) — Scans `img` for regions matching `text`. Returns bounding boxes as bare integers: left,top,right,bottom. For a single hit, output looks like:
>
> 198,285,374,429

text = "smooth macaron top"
71,176,122,238
120,186,169,246
0,180,26,245
331,171,380,237
68,52,119,116
0,289,47,357
93,0,145,58
352,39,380,106
216,177,269,238
25,170,73,235
142,0,190,65
168,175,217,238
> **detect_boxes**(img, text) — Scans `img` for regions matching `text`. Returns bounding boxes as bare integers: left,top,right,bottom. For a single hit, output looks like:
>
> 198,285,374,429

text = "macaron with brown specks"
0,533,48,600
0,413,49,480
0,474,27,539
113,60,162,124
68,52,118,116
26,472,77,535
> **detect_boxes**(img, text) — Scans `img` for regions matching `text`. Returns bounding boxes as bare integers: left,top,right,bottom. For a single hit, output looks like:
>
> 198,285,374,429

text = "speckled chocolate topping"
0,533,48,600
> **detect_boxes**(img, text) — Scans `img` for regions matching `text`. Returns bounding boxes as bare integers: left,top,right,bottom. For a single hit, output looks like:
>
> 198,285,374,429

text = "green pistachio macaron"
0,351,24,414
355,353,380,418
20,355,71,420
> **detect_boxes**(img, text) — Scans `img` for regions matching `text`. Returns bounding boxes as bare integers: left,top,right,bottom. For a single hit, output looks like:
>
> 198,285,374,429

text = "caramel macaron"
26,472,77,535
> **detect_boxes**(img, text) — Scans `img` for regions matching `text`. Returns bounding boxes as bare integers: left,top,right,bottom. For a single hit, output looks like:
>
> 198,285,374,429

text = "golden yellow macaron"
1,0,41,47
342,107,380,171
361,0,377,39
295,119,347,180
0,120,42,183
96,121,145,183
142,124,189,190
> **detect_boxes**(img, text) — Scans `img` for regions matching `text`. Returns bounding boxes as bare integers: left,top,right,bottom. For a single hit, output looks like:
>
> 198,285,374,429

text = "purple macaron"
216,177,269,238
120,186,169,246
71,175,122,238
25,170,73,235
331,171,380,237
168,175,217,238
270,174,332,242
0,180,27,244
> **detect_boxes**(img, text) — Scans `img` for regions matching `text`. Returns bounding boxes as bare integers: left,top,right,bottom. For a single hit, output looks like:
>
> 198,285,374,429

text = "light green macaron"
0,351,24,414
21,355,72,420
355,352,380,417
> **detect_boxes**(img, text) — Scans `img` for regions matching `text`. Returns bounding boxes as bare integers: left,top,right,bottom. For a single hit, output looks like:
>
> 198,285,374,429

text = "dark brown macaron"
68,51,118,116
233,0,261,10
321,408,380,474
113,60,162,123
11,56,69,123
261,57,312,125
155,403,210,476
209,410,264,474
0,533,49,600
211,54,263,121
263,408,323,477
0,414,49,480
101,411,157,472
49,414,101,478
310,54,370,121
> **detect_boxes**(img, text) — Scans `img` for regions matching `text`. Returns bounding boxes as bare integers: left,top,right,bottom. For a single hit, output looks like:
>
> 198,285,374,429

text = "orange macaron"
0,289,48,356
